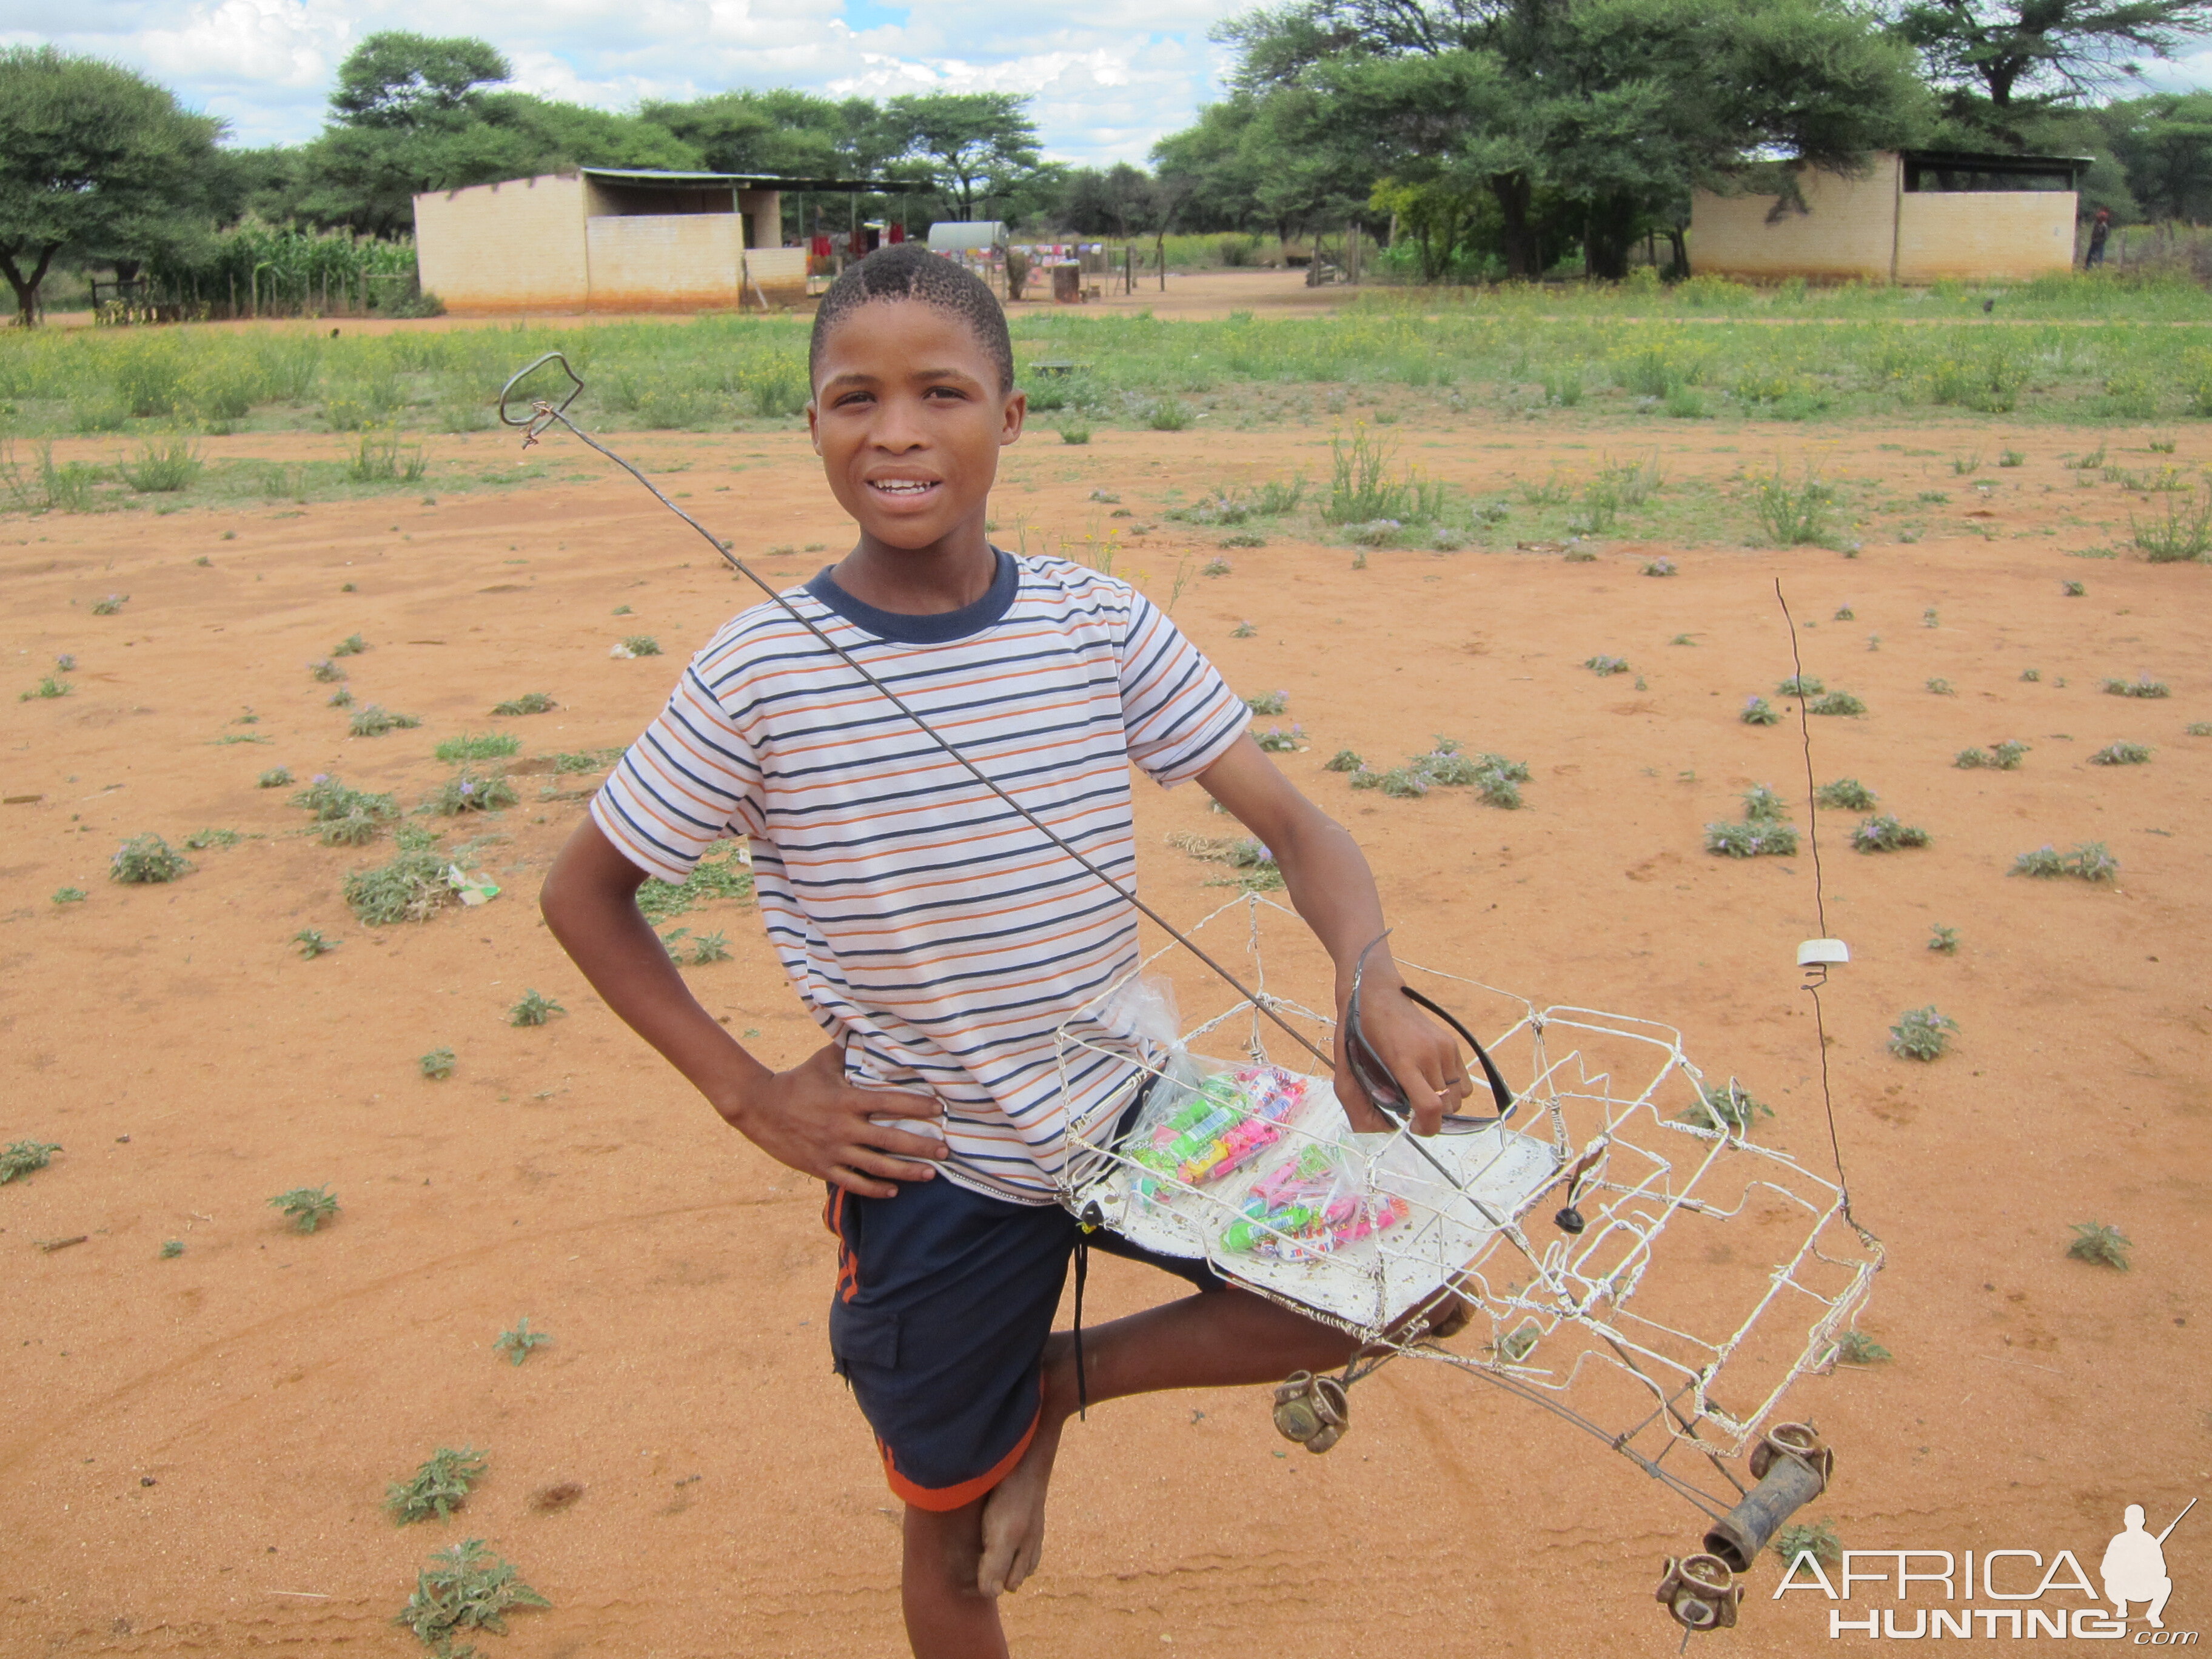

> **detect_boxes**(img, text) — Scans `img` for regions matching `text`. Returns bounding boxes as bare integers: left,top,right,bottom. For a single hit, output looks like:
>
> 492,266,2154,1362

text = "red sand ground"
2,408,2208,1657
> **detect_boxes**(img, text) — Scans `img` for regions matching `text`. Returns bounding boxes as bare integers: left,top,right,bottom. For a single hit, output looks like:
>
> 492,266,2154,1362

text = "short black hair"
808,244,1015,395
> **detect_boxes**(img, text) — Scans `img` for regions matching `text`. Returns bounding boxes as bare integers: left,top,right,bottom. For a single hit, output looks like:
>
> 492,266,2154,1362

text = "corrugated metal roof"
580,167,908,192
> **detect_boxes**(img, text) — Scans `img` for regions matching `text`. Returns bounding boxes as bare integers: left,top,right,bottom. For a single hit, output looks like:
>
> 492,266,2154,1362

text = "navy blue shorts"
823,1173,1225,1510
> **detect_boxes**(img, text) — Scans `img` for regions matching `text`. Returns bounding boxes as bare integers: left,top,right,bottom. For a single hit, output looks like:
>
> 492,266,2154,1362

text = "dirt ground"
2,406,2207,1658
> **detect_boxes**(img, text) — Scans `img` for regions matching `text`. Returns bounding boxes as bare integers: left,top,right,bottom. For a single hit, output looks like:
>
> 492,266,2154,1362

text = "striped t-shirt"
591,550,1249,1203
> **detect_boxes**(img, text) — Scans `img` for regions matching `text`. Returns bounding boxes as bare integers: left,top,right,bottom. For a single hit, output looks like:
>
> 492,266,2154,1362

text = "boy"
540,244,1470,1658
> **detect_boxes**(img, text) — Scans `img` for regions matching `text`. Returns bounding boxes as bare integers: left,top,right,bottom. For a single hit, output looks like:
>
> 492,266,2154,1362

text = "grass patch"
420,770,520,816
1814,778,1875,810
1750,464,1832,545
344,827,457,924
2131,492,2212,561
1851,814,1929,852
435,731,520,763
2088,741,2152,765
491,692,555,716
1806,691,1866,717
20,674,70,700
350,705,423,737
119,439,202,493
387,1447,488,1525
295,775,399,846
2012,841,2119,882
634,844,755,923
2103,674,2170,699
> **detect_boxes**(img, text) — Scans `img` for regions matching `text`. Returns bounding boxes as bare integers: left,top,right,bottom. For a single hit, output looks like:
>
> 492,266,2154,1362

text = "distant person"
2101,1504,2173,1626
539,243,1468,1659
2086,207,2112,269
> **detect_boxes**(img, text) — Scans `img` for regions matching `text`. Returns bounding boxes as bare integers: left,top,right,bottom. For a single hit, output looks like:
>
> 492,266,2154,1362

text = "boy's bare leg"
903,1500,1010,1659
976,1286,1357,1597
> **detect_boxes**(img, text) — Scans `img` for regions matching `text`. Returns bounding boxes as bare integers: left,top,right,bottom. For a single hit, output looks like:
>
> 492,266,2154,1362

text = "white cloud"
1,0,1252,163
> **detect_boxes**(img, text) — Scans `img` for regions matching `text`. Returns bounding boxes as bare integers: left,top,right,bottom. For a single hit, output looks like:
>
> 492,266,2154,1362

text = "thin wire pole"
503,355,1337,1076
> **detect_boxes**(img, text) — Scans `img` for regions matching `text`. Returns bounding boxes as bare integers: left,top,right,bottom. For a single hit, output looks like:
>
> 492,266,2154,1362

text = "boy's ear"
805,397,822,455
999,388,1026,449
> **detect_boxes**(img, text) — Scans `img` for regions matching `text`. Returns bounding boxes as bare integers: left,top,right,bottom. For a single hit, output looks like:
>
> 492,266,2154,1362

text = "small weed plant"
435,731,521,763
1,1141,61,1183
420,1047,457,1079
21,674,69,700
2103,674,2170,699
2131,492,2212,561
2088,741,2151,765
394,1538,549,1654
1741,697,1782,726
1683,1078,1772,1133
1323,749,1363,773
2013,842,2119,882
1852,814,1930,852
1245,689,1289,716
1928,925,1960,954
1926,677,1956,696
1254,725,1303,752
1888,1006,1957,1061
1807,691,1866,717
1815,779,1876,810
1775,1520,1845,1572
491,692,555,716
350,705,423,737
1777,675,1823,698
2066,1221,2132,1270
295,775,399,846
345,826,457,924
111,834,190,884
1741,785,1790,822
332,634,368,657
269,1185,339,1232
1751,464,1832,545
52,886,86,903
1706,820,1799,857
508,989,563,1027
1834,1330,1891,1365
421,771,519,816
258,766,293,789
121,441,203,494
295,929,337,958
91,593,129,615
387,1447,488,1524
494,1317,553,1365
1584,654,1631,676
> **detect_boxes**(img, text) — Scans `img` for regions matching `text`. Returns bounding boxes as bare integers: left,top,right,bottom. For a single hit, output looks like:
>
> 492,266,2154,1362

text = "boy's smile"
807,297,1025,609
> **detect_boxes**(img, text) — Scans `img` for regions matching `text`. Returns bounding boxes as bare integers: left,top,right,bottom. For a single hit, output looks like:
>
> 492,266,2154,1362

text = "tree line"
5,1,2212,318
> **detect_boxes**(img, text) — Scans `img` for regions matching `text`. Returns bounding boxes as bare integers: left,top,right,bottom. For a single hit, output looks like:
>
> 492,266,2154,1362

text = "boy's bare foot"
976,1332,1078,1596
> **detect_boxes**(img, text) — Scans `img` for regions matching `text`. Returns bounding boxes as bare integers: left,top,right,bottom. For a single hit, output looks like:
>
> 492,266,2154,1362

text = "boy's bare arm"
1196,734,1470,1134
540,819,944,1197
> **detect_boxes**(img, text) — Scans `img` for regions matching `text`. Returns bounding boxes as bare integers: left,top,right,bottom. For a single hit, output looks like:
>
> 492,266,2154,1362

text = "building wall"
585,214,746,310
1895,192,2076,281
736,190,781,252
412,175,589,312
742,246,807,309
1689,156,1901,282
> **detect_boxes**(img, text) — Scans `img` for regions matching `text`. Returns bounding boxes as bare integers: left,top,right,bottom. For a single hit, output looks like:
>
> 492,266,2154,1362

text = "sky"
11,1,2212,170
0,0,1254,166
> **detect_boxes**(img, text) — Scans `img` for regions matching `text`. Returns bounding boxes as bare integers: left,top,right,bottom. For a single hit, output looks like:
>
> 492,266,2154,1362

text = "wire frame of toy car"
1054,894,1883,1518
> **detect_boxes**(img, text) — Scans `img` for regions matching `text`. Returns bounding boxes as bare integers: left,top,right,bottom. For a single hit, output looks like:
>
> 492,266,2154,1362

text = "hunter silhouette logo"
2106,1500,2194,1630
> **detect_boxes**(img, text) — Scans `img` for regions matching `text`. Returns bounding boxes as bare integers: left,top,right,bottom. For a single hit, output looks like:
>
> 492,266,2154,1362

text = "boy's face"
807,299,1025,552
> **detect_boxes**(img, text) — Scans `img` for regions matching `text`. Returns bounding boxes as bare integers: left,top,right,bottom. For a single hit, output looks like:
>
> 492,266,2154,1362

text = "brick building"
1690,151,2089,283
412,168,893,313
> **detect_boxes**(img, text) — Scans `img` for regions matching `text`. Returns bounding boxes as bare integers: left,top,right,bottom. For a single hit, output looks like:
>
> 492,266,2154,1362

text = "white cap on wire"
1797,939,1850,967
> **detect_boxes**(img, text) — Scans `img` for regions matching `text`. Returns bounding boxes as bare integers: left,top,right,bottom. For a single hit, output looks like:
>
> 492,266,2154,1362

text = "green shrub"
387,1447,488,1524
1815,779,1875,809
1776,675,1823,697
1323,749,1363,772
344,829,455,924
1,1141,61,1183
1705,820,1799,857
618,635,662,657
1750,464,1832,545
491,692,554,716
331,633,367,657
349,705,423,737
2066,1221,2131,1270
2089,740,2152,765
1807,691,1866,717
1851,814,1929,852
258,766,293,788
1741,697,1781,725
508,988,563,1027
1888,1005,1957,1061
394,1538,549,1652
269,1185,338,1232
420,770,519,815
420,1047,456,1079
119,440,203,493
494,1316,553,1366
1928,925,1959,954
1584,654,1631,676
2103,674,2169,699
1244,688,1289,716
1683,1078,1772,1131
111,834,190,884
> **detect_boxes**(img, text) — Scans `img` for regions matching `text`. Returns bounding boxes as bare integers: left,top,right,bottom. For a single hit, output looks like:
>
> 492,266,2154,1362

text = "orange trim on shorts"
880,1406,1039,1513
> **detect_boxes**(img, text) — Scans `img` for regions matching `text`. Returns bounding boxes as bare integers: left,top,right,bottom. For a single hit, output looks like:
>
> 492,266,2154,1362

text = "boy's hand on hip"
1332,973,1469,1137
717,1044,945,1198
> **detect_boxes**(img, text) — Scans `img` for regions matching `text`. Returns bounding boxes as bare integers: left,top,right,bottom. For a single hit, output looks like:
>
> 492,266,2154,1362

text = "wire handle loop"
498,351,586,443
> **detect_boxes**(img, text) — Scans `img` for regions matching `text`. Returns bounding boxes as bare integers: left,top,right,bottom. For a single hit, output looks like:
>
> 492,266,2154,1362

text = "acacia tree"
0,47,223,322
1892,0,2212,113
1214,0,1926,278
881,92,1043,220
